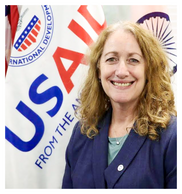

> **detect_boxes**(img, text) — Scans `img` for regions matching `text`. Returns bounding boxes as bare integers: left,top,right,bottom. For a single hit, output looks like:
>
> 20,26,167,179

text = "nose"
115,60,129,78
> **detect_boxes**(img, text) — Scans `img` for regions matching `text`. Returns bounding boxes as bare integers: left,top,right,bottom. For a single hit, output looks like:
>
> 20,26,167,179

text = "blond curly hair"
77,21,176,140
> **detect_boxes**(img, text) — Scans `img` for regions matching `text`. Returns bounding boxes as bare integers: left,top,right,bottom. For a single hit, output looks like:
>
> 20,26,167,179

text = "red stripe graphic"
13,17,41,52
35,23,41,31
28,33,36,43
31,28,38,37
24,38,31,46
20,43,27,50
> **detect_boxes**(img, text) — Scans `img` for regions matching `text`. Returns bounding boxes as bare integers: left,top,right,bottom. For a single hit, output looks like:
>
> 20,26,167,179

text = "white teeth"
112,82,132,87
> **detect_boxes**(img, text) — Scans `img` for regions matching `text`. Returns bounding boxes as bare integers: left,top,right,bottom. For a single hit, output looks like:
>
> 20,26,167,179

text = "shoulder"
156,115,177,166
160,115,177,143
67,121,90,154
159,115,177,188
144,116,177,155
69,121,87,141
167,115,176,132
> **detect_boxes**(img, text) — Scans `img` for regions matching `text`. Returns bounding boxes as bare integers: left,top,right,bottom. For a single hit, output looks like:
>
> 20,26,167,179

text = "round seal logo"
9,5,54,67
137,12,177,75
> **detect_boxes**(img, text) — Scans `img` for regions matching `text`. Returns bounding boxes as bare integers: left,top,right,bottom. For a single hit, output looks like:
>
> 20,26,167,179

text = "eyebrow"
128,52,143,58
104,51,143,58
104,51,118,57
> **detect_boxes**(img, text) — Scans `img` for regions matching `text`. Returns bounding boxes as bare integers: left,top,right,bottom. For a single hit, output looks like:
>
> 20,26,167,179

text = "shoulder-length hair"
77,21,176,140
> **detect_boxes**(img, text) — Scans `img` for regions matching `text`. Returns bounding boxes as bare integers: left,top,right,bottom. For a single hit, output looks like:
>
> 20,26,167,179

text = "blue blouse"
108,134,128,165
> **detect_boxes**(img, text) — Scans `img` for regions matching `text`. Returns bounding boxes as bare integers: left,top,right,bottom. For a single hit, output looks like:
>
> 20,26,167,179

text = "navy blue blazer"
62,109,177,188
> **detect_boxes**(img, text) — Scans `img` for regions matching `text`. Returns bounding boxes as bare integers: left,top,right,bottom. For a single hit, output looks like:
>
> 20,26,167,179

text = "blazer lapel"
92,108,112,188
104,129,147,188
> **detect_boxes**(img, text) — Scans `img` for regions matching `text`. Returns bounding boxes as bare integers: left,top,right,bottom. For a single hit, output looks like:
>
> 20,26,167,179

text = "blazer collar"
104,129,147,188
92,108,112,188
92,107,147,188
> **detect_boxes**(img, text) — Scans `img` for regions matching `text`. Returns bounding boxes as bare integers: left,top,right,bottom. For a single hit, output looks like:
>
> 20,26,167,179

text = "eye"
128,58,139,63
106,57,117,63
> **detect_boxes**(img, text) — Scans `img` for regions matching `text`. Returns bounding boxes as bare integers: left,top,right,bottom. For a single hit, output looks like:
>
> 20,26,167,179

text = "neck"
109,102,137,137
111,101,137,123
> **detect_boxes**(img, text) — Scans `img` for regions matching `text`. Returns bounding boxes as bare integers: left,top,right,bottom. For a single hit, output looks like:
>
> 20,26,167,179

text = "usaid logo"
9,5,54,67
14,15,41,51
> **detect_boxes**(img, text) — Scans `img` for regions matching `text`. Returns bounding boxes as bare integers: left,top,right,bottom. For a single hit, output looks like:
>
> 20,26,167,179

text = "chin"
111,98,131,105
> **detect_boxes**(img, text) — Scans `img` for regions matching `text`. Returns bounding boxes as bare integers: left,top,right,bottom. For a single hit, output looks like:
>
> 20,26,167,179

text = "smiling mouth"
111,81,134,87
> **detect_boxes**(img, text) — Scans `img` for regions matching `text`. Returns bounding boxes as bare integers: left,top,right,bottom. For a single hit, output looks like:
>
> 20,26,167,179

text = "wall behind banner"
103,5,177,35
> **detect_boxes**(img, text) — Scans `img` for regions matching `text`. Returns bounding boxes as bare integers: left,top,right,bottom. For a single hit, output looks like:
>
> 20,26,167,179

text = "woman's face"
99,29,146,108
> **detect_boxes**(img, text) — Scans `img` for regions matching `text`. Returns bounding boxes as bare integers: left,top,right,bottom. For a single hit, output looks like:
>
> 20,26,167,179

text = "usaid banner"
5,5,106,188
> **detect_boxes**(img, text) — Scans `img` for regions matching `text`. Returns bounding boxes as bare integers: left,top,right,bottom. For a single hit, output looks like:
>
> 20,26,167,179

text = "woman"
62,21,177,188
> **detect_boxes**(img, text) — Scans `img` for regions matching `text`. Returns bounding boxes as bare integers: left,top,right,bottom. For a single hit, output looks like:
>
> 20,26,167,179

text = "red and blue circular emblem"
9,5,54,67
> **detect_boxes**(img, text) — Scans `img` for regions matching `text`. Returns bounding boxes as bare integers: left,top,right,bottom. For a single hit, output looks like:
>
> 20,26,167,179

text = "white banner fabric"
5,5,106,188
